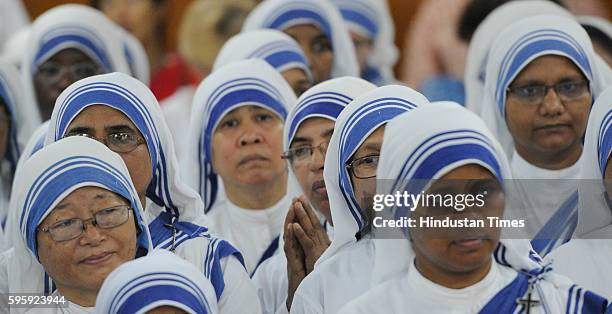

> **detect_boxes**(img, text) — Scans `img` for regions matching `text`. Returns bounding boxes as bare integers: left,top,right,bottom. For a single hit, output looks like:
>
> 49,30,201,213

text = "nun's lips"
79,251,114,265
451,235,489,250
239,154,268,165
534,123,571,131
311,180,328,198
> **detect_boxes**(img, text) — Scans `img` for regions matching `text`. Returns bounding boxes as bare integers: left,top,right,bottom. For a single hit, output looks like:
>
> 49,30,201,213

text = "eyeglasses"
63,132,146,153
346,154,379,179
282,141,329,167
38,205,132,242
506,80,590,105
37,61,102,85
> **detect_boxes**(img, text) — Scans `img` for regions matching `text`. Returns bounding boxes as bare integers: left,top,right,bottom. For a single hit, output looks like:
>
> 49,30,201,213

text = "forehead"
41,48,96,65
284,24,325,41
69,104,137,129
512,55,585,83
294,117,335,138
50,186,126,214
437,164,496,181
224,105,276,117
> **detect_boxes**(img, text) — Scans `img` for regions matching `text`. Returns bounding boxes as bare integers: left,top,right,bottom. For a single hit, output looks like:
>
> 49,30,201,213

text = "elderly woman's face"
348,125,384,211
212,105,286,187
64,105,153,201
34,48,102,121
281,68,312,97
36,187,138,299
289,117,335,222
505,55,591,161
409,165,504,275
284,24,333,83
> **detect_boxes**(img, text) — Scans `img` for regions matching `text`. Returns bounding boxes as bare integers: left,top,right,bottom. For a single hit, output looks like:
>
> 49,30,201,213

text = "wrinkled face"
34,48,102,121
284,24,333,84
99,0,166,45
349,126,384,211
289,117,335,222
36,187,138,297
65,105,153,200
281,68,312,97
0,100,11,160
147,306,188,314
505,55,591,159
409,165,504,274
350,32,373,72
211,105,286,187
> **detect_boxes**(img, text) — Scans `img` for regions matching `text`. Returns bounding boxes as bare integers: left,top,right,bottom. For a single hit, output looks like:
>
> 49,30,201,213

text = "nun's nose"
239,131,263,146
539,88,564,116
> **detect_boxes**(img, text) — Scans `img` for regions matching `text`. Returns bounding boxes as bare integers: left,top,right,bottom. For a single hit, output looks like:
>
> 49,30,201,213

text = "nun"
338,103,608,314
481,14,612,255
242,0,359,83
20,4,129,146
330,0,398,85
1,136,153,313
290,85,429,314
546,86,612,299
213,29,313,97
463,0,572,115
95,249,218,314
185,59,297,274
252,76,376,313
0,59,27,228
163,29,313,163
44,72,260,313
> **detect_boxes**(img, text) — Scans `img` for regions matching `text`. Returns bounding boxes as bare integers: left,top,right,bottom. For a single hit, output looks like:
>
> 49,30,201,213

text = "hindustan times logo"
372,191,487,212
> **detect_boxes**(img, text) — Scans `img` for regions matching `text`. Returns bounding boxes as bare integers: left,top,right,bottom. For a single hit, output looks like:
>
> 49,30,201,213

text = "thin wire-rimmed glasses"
63,132,146,153
38,205,133,242
281,141,329,167
346,154,379,179
506,80,590,105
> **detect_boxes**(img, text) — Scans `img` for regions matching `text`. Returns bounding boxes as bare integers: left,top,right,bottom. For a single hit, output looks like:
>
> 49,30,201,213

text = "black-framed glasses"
346,154,379,179
37,61,102,85
506,80,590,105
38,205,133,242
63,132,146,153
282,141,329,167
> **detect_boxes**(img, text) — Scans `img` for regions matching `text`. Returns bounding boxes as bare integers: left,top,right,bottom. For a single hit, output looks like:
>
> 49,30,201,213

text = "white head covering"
1,26,30,69
316,85,430,266
186,59,297,212
329,0,397,85
464,1,573,115
368,103,605,312
242,0,359,79
0,60,25,176
95,249,218,314
118,27,150,85
374,103,541,278
576,86,612,235
6,136,152,302
213,29,312,82
283,76,376,220
481,14,611,157
45,72,209,236
20,4,130,141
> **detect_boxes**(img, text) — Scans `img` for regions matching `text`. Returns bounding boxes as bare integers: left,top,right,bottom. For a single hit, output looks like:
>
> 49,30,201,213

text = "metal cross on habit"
516,284,541,314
